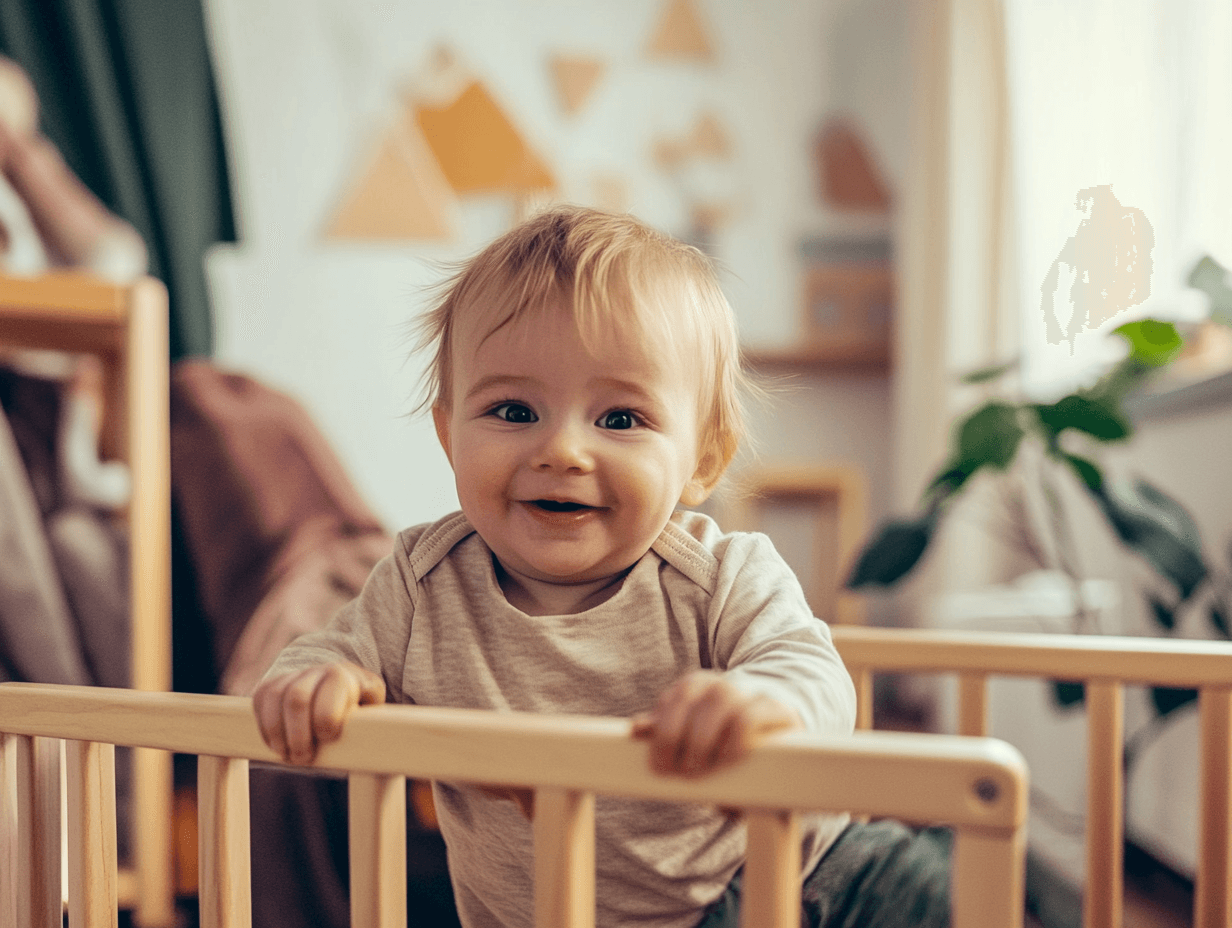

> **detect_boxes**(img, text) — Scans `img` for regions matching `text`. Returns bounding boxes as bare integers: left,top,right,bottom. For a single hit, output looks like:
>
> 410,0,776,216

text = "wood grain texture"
349,772,407,928
0,272,174,926
66,739,118,928
1196,686,1232,928
834,626,1232,928
533,788,594,928
833,626,1232,687
0,684,1027,831
198,756,251,928
11,735,62,928
0,680,1033,928
1084,681,1123,928
952,826,1026,928
743,811,800,928
957,673,988,737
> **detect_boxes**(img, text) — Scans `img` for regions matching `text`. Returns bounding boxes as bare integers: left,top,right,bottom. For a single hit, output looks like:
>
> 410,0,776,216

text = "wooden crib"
834,626,1232,928
0,681,1027,928
0,271,174,926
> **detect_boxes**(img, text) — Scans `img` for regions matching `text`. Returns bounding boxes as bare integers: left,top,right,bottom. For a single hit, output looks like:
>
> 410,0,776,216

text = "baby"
254,206,948,927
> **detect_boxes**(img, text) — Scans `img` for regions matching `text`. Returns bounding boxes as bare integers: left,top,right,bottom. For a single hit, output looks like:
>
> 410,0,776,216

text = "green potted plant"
846,256,1232,722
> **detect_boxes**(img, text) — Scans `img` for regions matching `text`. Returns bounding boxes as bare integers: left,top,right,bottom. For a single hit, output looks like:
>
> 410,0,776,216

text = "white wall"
202,0,910,534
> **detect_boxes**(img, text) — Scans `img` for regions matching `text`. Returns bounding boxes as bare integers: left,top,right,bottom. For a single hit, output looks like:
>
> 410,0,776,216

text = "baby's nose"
535,421,595,472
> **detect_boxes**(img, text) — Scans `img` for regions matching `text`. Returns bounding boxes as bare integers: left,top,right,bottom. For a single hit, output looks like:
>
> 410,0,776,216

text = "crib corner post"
952,824,1026,928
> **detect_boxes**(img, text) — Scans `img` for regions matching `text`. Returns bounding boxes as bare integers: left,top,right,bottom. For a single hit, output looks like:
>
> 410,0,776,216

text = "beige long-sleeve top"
266,509,857,928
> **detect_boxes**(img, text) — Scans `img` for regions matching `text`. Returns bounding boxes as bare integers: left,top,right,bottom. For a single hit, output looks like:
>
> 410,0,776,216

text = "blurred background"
1,1,1230,926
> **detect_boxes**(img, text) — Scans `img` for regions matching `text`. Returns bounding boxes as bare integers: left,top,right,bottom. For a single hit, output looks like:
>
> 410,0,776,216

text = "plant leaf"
956,402,1024,471
1151,686,1198,719
1114,319,1184,367
1083,355,1155,412
1052,681,1085,709
845,515,937,589
1211,604,1229,638
1059,452,1105,492
1088,481,1208,598
1034,395,1131,443
923,461,975,506
1149,596,1176,631
1134,478,1203,552
1186,255,1232,326
961,359,1019,384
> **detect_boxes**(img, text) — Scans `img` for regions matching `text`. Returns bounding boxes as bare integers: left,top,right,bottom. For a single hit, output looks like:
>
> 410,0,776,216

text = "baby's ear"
679,479,711,508
680,447,726,507
432,405,453,463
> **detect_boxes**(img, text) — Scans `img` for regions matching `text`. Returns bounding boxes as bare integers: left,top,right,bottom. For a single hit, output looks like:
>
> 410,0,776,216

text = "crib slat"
12,735,62,928
952,826,1025,928
0,734,13,928
1196,686,1232,928
853,667,874,730
348,772,407,928
742,810,800,928
957,673,988,736
66,739,118,928
1084,681,1122,928
534,787,595,928
199,756,252,928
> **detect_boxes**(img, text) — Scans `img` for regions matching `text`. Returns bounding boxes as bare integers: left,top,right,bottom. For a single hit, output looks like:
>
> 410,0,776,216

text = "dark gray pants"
697,820,952,928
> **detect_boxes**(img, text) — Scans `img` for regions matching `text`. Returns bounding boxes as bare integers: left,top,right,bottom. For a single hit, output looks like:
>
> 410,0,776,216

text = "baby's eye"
597,409,637,430
491,403,537,423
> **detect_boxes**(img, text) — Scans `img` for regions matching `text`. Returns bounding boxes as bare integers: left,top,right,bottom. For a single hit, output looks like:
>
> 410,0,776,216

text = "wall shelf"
742,342,890,373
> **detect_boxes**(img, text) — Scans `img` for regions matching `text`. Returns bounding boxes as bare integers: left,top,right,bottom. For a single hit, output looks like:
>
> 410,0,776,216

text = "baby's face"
435,303,705,596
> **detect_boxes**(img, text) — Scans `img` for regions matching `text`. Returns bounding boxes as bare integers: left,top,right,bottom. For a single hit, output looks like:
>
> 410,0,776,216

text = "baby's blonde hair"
412,205,749,499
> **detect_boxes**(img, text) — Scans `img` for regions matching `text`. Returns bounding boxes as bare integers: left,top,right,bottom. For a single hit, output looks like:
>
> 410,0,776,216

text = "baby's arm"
631,670,802,777
253,661,386,765
251,540,415,765
632,528,857,778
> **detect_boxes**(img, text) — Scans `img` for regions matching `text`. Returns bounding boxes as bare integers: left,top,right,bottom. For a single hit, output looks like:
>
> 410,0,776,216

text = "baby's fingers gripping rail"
0,683,1026,928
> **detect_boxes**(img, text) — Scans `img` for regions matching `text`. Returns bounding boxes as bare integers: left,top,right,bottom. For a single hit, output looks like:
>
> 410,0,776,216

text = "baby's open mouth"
532,499,591,512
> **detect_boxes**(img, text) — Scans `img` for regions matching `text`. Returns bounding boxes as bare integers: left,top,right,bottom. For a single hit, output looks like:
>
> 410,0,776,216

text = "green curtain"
0,0,237,360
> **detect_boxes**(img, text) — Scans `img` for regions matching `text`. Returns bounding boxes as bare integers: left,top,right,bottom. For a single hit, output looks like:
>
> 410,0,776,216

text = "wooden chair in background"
723,464,868,625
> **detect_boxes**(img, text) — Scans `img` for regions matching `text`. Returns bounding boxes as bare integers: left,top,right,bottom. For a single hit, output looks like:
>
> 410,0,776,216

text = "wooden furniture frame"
834,626,1232,928
724,465,868,624
0,272,174,926
0,683,1027,928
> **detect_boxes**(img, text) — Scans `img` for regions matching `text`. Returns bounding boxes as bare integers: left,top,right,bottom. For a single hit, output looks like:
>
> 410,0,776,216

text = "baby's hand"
252,661,385,765
631,670,802,778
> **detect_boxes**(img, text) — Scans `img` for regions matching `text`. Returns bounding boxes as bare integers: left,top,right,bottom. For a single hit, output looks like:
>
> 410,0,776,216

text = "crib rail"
834,626,1232,928
0,682,1027,928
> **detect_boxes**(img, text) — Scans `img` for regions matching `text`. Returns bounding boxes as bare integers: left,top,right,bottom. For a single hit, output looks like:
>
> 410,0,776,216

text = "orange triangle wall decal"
325,110,457,241
646,0,716,62
415,80,556,194
550,55,605,117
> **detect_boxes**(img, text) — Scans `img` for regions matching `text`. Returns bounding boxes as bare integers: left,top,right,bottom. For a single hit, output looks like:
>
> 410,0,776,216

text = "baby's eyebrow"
593,378,657,404
463,374,539,401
